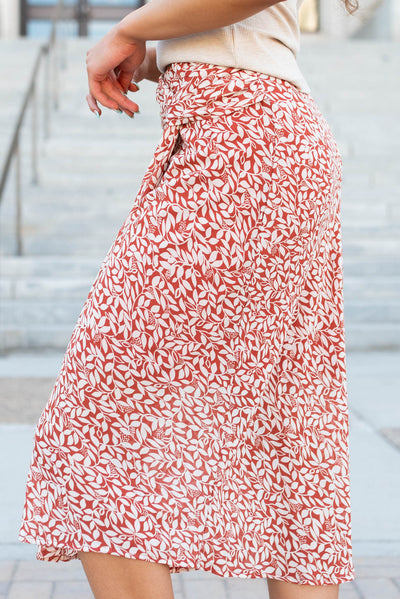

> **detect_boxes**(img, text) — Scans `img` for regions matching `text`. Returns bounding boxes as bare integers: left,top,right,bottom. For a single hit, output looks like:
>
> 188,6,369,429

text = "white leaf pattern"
18,62,354,586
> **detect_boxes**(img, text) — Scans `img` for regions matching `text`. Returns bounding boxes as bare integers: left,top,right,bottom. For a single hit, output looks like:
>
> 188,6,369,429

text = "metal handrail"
0,0,66,255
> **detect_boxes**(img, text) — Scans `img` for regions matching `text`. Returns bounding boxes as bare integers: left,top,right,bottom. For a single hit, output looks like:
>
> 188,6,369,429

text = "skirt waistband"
156,61,306,127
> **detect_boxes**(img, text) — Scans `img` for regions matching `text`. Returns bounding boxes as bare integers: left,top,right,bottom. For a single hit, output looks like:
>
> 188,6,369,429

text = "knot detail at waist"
144,62,299,194
156,61,295,128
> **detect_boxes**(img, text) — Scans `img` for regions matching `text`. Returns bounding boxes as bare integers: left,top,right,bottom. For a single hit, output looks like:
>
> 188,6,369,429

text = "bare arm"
118,0,284,42
86,0,284,117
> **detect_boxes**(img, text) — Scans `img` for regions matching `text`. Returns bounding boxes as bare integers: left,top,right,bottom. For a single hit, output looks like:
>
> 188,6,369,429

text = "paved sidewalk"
0,556,399,598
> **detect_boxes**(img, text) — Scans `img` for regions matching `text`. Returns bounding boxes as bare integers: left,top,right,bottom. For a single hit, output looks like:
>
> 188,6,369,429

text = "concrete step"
342,225,400,240
344,323,400,352
341,238,400,259
2,249,400,276
6,191,400,235
343,277,400,300
2,237,399,263
2,321,400,353
0,255,100,277
0,326,74,353
2,270,399,302
2,296,400,329
3,326,400,356
342,258,400,277
0,276,94,300
41,134,161,157
4,254,398,279
343,301,400,323
2,228,397,258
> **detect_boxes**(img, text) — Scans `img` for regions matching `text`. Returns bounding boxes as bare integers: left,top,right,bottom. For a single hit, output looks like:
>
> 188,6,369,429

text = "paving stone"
0,562,16,583
353,556,400,578
52,580,93,599
2,558,400,599
0,379,54,424
225,577,268,599
13,559,86,581
7,581,53,599
171,573,184,594
181,574,228,599
354,577,400,599
339,582,362,598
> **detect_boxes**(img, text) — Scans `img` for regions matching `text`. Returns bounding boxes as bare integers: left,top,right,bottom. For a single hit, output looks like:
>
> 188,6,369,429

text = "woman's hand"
85,25,146,118
86,0,284,117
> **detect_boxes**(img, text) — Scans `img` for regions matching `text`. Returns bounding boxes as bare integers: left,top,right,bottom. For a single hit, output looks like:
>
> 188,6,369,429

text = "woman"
18,0,358,597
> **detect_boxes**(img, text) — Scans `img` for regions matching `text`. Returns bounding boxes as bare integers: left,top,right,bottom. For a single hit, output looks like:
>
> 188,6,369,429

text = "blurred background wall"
1,0,399,40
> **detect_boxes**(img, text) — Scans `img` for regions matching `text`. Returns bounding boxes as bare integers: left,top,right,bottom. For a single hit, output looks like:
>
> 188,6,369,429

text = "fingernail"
94,110,100,118
113,109,123,114
132,81,140,90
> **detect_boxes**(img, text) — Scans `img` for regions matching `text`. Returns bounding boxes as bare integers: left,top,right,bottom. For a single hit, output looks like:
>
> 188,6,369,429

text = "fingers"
116,69,141,96
98,78,139,112
86,92,101,117
86,77,140,118
117,70,135,94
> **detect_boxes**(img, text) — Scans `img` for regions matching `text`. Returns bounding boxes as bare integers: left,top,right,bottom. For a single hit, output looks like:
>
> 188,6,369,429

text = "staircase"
299,39,400,350
0,38,399,351
0,38,161,351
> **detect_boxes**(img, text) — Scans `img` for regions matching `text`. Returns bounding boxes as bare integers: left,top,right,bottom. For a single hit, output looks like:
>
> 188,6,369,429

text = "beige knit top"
156,0,310,94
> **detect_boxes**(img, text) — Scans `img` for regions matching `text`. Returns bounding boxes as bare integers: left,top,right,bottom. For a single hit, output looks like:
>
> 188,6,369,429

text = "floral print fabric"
18,61,355,585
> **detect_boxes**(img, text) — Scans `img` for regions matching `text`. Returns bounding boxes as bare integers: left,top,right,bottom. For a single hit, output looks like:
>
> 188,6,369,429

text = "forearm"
118,0,284,42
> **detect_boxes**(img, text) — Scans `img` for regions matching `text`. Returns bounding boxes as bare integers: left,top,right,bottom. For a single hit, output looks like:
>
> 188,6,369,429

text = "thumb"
118,70,135,94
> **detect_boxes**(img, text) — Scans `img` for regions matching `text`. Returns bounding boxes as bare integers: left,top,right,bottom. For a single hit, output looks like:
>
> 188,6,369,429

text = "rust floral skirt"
18,61,355,585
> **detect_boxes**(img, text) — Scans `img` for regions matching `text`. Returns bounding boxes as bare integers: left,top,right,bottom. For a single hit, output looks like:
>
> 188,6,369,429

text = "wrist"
116,12,147,44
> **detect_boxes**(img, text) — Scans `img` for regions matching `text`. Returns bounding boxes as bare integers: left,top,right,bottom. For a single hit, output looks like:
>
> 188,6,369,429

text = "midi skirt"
18,61,355,585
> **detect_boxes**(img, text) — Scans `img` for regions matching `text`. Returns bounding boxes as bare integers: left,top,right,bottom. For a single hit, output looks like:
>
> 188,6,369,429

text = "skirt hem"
18,532,356,586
